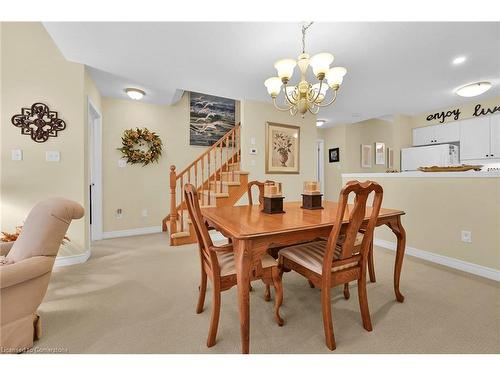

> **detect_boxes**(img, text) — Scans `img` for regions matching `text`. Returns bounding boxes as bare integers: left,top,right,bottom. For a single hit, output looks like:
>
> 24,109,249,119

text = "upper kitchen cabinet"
460,115,499,161
412,122,460,146
490,115,500,158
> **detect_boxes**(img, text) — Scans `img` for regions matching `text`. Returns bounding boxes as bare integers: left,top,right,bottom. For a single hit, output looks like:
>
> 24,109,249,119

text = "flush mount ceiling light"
316,120,326,127
452,56,466,65
454,81,492,97
125,88,146,100
264,22,347,118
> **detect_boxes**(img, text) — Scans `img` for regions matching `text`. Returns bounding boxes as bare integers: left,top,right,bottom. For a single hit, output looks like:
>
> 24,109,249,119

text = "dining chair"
275,180,383,351
183,183,284,347
247,180,274,206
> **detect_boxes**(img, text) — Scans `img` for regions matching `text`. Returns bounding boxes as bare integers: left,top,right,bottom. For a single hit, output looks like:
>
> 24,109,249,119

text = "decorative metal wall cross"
11,102,66,143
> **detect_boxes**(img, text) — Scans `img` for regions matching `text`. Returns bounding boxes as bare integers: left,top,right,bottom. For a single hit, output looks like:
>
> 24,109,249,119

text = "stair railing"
166,123,241,238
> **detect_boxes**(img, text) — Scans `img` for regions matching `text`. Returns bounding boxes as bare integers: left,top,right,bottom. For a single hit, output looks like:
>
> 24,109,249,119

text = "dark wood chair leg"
207,284,221,347
320,284,336,351
343,283,350,299
196,269,208,313
357,271,373,332
368,241,376,282
308,280,315,288
264,283,271,301
273,267,284,326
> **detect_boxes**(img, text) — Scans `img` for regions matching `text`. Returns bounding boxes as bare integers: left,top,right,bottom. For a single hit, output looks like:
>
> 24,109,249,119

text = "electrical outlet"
250,159,256,166
118,159,127,168
116,208,123,219
141,209,148,217
461,230,472,243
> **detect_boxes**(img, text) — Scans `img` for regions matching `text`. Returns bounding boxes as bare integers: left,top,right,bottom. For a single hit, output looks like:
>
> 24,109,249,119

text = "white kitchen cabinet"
412,122,460,146
460,116,496,161
413,127,434,146
490,115,500,158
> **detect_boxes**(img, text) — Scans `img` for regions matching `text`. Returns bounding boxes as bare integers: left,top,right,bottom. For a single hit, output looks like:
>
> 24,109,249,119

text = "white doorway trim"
87,97,103,241
316,139,325,194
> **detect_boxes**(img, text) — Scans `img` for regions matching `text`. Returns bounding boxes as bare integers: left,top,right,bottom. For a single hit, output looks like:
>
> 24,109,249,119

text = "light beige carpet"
34,233,499,354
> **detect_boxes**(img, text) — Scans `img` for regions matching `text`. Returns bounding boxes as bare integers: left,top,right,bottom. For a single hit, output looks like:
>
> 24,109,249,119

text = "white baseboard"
55,248,91,267
374,238,500,282
102,226,162,239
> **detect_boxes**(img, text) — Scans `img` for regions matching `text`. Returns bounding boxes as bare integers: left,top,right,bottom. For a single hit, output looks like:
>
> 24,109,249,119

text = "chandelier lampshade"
264,22,347,117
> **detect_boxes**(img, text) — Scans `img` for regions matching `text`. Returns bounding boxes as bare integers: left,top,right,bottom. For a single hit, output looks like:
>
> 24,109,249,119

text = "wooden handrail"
166,123,241,242
176,123,240,178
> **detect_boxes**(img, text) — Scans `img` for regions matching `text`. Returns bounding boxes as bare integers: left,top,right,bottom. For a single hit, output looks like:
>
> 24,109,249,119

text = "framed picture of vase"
361,144,372,168
265,122,300,174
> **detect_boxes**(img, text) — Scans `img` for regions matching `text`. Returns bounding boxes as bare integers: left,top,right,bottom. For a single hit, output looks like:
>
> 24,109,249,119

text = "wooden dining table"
202,200,406,354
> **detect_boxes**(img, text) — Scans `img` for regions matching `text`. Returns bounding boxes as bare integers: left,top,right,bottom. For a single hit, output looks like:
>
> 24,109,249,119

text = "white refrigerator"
401,144,459,171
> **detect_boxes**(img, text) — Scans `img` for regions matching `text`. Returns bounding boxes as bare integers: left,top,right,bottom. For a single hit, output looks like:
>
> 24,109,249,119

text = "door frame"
316,139,325,194
87,97,103,241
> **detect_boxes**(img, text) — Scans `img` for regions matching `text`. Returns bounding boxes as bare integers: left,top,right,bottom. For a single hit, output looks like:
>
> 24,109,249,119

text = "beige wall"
1,22,87,253
342,176,500,270
100,94,240,232
239,99,317,202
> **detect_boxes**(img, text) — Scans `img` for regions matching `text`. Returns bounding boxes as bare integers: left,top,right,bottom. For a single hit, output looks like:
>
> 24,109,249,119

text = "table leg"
233,239,251,354
386,216,406,303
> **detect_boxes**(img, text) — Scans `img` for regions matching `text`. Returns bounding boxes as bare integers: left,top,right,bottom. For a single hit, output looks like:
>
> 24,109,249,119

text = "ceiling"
43,22,500,126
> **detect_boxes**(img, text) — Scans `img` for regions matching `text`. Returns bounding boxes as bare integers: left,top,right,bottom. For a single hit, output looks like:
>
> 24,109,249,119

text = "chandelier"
264,22,347,117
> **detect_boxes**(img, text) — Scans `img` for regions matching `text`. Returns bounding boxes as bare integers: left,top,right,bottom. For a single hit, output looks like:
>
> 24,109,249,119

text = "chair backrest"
247,180,275,206
7,198,84,263
322,180,383,274
183,183,220,275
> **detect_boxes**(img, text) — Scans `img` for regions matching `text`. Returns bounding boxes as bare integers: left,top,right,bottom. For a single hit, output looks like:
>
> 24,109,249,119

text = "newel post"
169,165,178,235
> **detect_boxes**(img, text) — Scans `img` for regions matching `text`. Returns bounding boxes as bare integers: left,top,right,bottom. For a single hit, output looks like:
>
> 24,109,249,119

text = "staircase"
162,124,249,246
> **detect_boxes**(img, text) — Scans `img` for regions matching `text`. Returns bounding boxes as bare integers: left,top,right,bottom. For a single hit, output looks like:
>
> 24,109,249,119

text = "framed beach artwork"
361,144,372,168
387,147,395,169
189,92,235,146
375,142,386,165
265,122,300,174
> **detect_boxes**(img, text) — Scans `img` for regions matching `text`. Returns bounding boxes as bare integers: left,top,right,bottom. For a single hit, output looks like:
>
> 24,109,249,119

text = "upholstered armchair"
0,198,84,353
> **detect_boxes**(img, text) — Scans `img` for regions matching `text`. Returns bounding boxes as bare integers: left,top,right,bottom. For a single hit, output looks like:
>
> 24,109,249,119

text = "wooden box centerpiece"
301,181,323,210
262,182,285,214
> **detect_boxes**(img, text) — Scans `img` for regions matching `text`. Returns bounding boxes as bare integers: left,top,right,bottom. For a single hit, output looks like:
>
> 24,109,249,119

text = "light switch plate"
250,137,256,145
118,159,127,168
461,230,472,243
46,151,60,162
11,149,23,161
249,148,258,155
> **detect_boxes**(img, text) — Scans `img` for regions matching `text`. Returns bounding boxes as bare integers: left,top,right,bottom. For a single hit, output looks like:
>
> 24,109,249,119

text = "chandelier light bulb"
125,88,145,100
274,59,297,82
454,81,492,97
264,77,282,97
310,52,334,78
326,67,347,88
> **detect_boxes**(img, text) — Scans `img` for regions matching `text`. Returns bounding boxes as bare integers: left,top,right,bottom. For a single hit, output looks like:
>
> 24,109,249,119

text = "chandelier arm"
283,82,296,105
272,97,293,112
309,79,325,104
315,89,339,107
308,104,320,115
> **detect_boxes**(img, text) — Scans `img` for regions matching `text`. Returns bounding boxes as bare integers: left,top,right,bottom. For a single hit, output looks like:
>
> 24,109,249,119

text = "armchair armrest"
0,241,14,257
209,243,234,253
0,256,54,289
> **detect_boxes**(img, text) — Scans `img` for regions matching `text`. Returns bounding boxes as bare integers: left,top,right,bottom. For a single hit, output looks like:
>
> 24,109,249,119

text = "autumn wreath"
117,128,163,166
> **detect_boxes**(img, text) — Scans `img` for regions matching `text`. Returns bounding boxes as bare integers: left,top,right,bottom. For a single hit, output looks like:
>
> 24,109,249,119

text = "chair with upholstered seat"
184,183,283,348
275,180,383,351
0,198,84,353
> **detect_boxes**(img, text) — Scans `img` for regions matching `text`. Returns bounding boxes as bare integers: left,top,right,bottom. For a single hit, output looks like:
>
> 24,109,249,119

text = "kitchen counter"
342,171,500,178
